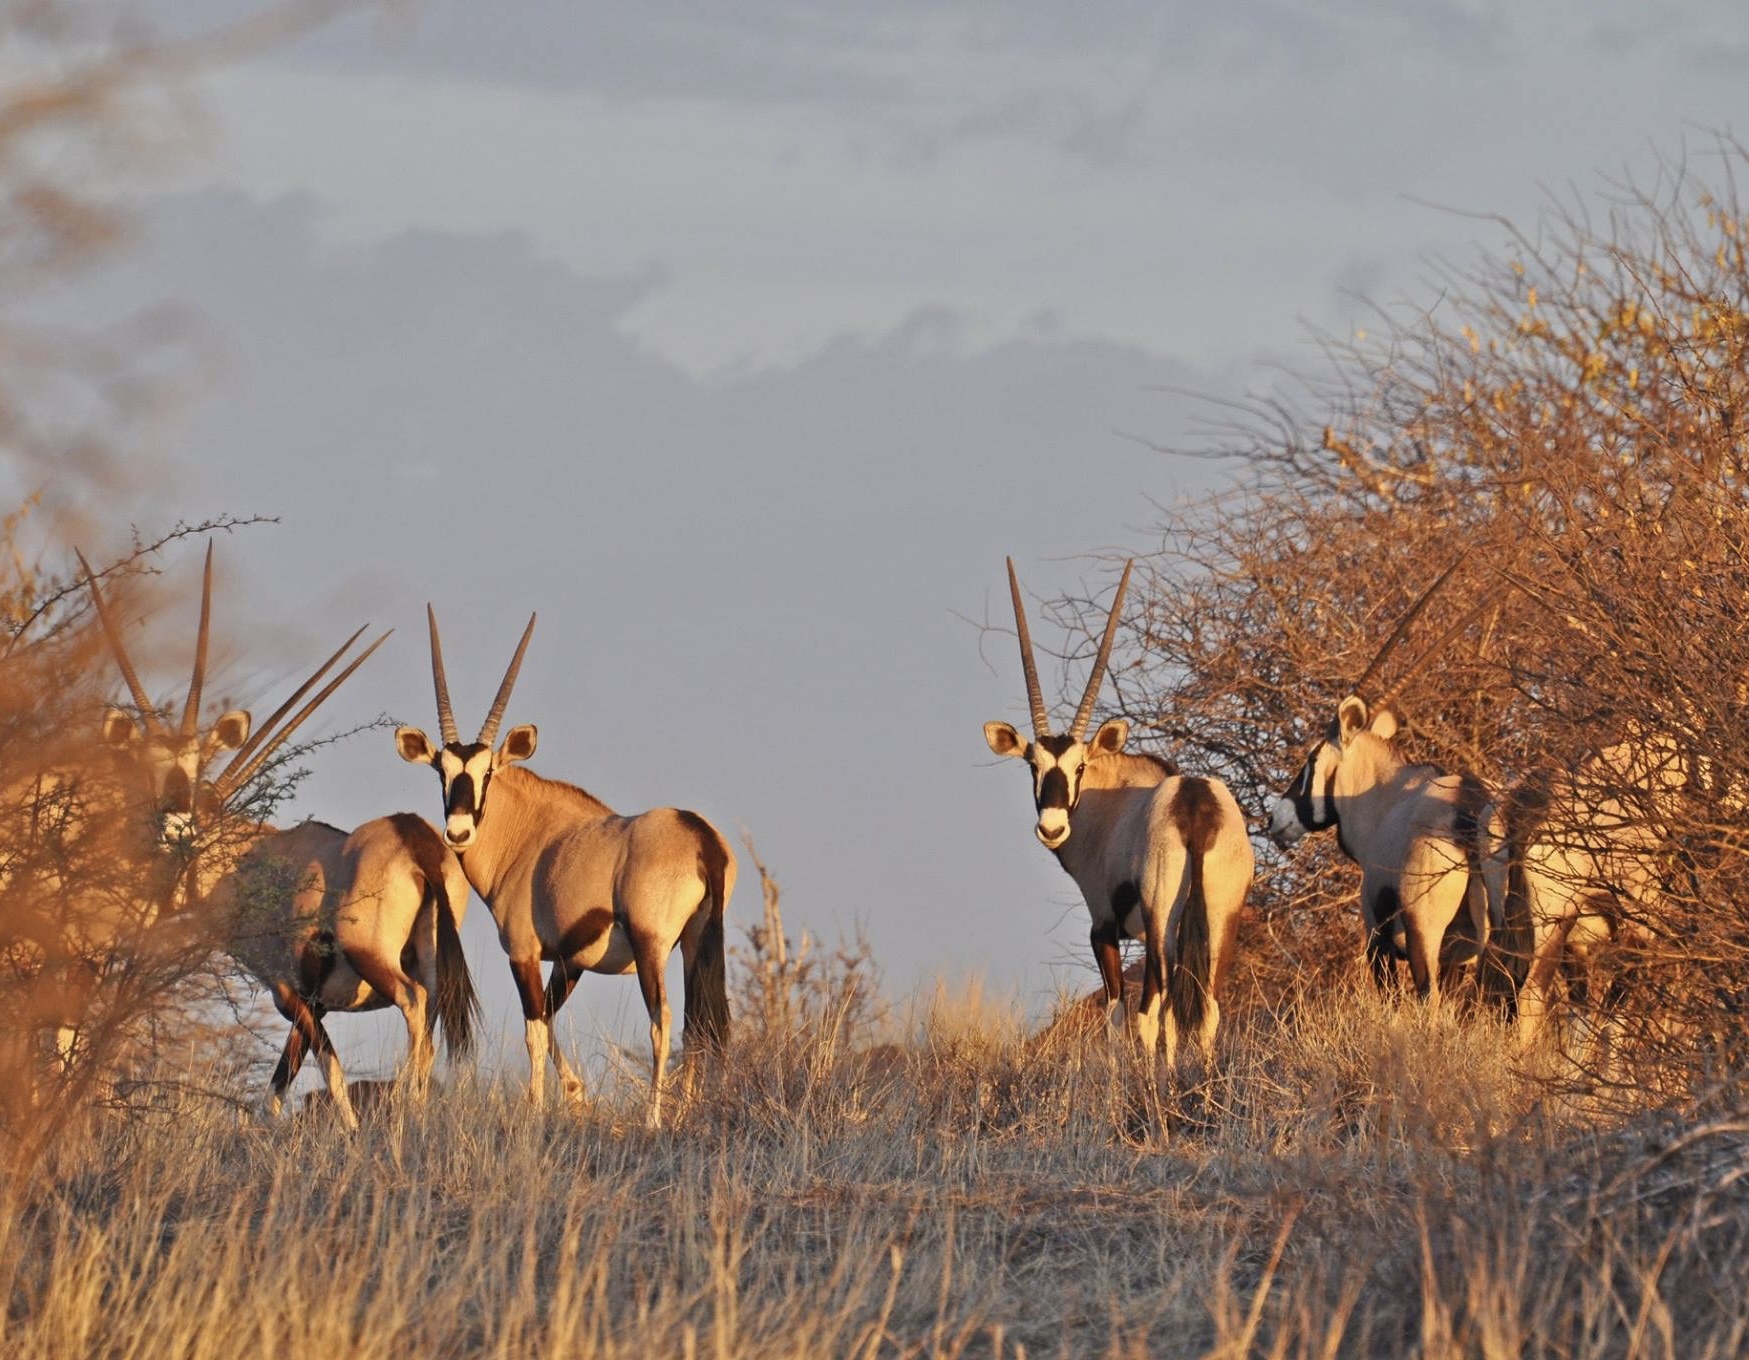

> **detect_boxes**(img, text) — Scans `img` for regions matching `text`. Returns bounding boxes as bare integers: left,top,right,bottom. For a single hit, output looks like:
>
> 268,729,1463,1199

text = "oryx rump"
983,559,1254,1067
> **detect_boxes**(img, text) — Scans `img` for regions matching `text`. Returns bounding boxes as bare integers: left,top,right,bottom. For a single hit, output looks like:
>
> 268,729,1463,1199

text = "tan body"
1045,747,1254,1065
1272,699,1503,1008
77,539,412,1121
398,608,733,1126
198,812,478,1129
1493,733,1684,1049
439,765,734,1120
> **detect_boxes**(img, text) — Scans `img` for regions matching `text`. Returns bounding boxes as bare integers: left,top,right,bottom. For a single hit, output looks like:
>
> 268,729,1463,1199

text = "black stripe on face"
1038,767,1070,810
447,771,477,821
1289,741,1336,831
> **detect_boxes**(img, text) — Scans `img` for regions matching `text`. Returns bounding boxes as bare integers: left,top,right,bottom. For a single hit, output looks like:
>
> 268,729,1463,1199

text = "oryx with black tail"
983,558,1254,1068
396,608,734,1125
85,545,480,1130
1267,566,1504,1008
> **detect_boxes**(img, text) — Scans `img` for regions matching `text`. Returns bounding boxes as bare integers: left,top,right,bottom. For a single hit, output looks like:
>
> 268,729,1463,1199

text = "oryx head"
1267,560,1480,850
81,544,251,844
82,542,387,848
983,558,1133,851
1267,698,1400,847
395,607,538,852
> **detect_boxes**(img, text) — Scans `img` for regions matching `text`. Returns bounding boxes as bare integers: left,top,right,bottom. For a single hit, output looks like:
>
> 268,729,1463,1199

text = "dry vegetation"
7,953,1749,1358
9,6,1749,1355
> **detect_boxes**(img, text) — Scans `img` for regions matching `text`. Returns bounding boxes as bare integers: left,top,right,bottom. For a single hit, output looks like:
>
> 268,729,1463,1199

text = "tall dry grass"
7,939,1749,1359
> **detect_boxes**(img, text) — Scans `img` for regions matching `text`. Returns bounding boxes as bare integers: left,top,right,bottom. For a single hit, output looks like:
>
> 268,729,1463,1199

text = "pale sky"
29,1,1749,1080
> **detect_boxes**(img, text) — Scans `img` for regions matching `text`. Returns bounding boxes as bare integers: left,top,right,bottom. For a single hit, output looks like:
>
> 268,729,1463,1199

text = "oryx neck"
453,764,614,896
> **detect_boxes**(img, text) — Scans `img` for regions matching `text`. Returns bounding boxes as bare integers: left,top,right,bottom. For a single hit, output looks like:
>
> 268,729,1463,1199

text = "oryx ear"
395,726,437,764
102,707,141,750
1090,718,1129,756
498,723,537,765
204,709,251,758
1337,695,1370,745
1369,705,1399,741
984,721,1028,759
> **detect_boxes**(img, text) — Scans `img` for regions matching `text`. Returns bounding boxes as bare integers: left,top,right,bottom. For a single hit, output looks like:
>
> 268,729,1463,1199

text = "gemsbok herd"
28,540,1695,1126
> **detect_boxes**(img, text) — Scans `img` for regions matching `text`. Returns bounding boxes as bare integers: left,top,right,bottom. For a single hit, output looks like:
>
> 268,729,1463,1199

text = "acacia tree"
1074,136,1749,1089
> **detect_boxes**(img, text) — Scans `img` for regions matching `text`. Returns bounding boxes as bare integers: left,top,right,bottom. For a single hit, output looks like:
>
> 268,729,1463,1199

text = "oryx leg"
1401,846,1470,1015
1364,879,1404,992
1090,919,1127,1039
630,930,674,1130
350,949,432,1097
509,956,585,1106
542,960,587,1102
269,983,356,1130
1134,908,1174,1069
1515,913,1574,1051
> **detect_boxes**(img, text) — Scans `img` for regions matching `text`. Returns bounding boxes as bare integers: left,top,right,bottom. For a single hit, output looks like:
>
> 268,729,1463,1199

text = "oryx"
982,559,1254,1068
395,608,734,1125
1491,725,1692,1050
1267,569,1504,1008
84,545,480,1129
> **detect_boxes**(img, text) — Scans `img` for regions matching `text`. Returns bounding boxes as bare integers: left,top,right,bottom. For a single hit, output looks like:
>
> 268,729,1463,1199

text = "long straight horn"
76,547,165,735
1352,557,1463,695
1007,558,1051,737
427,604,459,746
222,624,371,776
478,612,536,748
1070,559,1134,740
214,629,393,799
1383,596,1498,701
180,541,215,741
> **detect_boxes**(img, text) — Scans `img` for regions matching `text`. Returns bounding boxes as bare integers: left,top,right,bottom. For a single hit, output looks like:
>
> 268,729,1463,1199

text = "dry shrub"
1055,133,1749,1096
0,523,241,1174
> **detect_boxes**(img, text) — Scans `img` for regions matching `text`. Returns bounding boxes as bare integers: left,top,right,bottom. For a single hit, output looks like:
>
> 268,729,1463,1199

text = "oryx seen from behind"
1267,568,1503,1009
1491,724,1696,1050
396,609,734,1126
85,545,479,1129
983,559,1254,1069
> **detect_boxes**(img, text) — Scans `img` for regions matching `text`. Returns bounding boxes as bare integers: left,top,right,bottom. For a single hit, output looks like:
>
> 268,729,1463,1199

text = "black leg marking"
1091,920,1125,1008
509,957,547,1022
544,957,580,1019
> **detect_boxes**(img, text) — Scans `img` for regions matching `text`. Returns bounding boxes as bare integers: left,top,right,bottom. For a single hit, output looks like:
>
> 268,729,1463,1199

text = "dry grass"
6,968,1749,1360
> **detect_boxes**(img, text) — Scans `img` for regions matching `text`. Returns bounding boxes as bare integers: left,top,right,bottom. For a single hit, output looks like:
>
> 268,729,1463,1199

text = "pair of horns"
77,542,214,743
1006,556,1134,741
426,605,535,749
79,542,390,800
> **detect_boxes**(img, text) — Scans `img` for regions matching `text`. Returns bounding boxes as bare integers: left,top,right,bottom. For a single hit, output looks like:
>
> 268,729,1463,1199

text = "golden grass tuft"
7,967,1749,1359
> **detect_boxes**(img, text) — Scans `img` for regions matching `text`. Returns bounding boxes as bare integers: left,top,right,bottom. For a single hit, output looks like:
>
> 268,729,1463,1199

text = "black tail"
1485,847,1535,1017
1482,779,1547,1016
1167,778,1223,1039
431,876,481,1061
680,815,732,1053
1168,837,1212,1037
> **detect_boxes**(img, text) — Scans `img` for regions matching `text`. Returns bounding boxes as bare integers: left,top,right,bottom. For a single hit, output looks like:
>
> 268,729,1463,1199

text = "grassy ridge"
6,980,1747,1359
